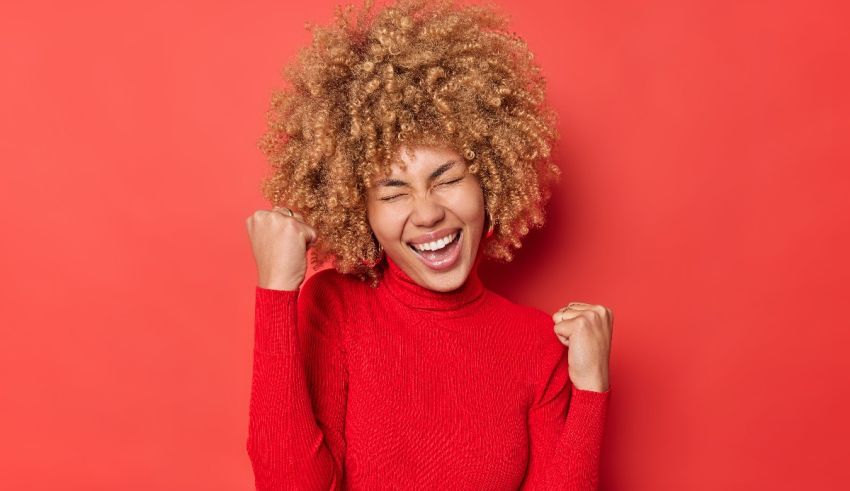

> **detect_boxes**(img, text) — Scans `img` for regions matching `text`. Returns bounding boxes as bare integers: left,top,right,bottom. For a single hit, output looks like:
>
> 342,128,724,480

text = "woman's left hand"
552,302,614,392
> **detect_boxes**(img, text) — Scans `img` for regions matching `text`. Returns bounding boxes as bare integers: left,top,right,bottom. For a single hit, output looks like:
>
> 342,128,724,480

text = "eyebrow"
375,160,458,187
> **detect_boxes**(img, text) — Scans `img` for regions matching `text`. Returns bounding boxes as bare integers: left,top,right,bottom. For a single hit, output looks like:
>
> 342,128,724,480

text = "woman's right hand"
245,206,318,291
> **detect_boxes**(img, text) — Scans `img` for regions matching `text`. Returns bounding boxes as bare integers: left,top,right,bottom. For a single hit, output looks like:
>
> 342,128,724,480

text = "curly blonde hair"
258,0,561,287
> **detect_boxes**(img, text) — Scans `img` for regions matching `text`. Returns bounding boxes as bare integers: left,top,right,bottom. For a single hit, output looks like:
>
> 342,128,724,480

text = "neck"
378,247,486,312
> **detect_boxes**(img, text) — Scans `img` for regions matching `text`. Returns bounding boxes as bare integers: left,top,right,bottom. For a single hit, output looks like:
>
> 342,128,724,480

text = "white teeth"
411,231,458,252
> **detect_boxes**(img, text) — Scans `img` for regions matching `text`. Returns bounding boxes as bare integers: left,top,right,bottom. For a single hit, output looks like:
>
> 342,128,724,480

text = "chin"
397,227,481,291
422,267,468,292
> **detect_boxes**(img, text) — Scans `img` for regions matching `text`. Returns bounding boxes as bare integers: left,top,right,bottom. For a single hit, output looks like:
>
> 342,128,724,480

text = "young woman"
245,0,614,489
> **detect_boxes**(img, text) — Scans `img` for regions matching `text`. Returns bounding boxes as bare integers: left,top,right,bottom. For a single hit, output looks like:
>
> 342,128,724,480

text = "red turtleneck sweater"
246,253,611,490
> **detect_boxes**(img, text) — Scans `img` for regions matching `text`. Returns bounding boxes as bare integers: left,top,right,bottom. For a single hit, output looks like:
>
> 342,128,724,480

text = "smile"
407,230,463,271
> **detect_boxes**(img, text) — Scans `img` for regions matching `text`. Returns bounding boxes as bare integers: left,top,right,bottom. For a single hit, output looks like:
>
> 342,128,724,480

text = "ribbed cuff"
254,286,299,353
570,384,611,413
572,383,612,400
566,383,611,437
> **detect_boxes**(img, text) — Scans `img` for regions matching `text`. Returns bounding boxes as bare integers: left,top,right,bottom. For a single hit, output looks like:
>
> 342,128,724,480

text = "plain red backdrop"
1,0,848,489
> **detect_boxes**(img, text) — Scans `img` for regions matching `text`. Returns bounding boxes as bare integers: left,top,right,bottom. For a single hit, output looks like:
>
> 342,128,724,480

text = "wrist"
573,380,609,392
258,276,302,291
571,371,609,392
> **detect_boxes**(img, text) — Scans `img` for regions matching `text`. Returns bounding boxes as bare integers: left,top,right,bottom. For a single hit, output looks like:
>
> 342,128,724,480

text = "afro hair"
258,0,561,287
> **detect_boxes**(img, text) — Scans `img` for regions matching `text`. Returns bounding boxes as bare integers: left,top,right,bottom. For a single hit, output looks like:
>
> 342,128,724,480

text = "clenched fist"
245,206,318,291
553,302,613,392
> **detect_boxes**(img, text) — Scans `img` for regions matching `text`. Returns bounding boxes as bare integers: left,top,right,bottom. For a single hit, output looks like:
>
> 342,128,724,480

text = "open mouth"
406,229,463,271
407,229,461,254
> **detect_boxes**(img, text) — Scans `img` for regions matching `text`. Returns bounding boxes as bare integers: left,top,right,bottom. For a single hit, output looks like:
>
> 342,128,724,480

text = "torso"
328,272,552,489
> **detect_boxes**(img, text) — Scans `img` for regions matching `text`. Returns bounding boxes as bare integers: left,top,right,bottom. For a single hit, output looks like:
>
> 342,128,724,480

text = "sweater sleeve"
246,272,348,490
521,339,611,491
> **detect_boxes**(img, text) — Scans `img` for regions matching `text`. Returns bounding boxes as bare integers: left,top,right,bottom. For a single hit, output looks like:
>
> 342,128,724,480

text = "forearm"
247,287,342,490
541,385,611,490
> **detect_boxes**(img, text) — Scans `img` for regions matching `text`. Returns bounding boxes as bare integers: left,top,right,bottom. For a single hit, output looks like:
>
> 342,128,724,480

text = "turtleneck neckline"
378,247,486,314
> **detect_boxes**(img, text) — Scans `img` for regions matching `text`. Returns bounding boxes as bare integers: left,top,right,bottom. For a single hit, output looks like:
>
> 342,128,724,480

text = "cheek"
450,184,485,224
367,206,407,241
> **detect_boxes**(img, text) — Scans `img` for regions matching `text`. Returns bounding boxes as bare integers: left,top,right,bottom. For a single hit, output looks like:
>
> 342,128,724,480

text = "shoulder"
296,268,369,335
485,290,564,368
300,267,371,308
485,289,554,332
483,291,566,398
484,290,559,353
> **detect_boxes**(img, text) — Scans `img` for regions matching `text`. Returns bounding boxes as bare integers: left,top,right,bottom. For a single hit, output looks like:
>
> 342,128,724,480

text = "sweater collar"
378,247,486,312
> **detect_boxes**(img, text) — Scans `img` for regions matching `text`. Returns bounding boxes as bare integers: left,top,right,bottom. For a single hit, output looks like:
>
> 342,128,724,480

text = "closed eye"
379,177,463,201
439,177,464,187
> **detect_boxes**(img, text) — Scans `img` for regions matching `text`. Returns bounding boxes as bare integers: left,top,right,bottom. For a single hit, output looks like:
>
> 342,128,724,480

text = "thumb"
305,227,318,248
554,319,576,340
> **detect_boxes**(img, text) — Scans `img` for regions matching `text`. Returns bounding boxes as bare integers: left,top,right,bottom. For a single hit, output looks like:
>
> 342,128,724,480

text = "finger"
553,318,576,339
271,207,316,246
570,303,611,326
291,220,317,247
274,206,309,225
556,303,611,327
305,227,318,247
272,205,297,216
556,333,570,347
554,302,591,316
553,308,583,324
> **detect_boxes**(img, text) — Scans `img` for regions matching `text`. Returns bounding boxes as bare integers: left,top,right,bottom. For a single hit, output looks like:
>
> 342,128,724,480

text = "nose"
410,194,446,229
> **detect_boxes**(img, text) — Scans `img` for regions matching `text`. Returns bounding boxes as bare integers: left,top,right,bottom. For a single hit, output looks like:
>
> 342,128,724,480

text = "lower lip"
408,230,463,271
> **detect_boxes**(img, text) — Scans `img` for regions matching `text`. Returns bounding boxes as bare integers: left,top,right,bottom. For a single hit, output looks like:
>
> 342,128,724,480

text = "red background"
1,0,848,489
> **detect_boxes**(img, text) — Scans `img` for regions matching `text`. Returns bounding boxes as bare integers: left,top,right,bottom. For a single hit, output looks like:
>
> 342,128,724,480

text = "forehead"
380,144,463,177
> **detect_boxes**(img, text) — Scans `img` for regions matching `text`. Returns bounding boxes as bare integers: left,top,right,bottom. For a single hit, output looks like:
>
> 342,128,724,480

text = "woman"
245,0,614,489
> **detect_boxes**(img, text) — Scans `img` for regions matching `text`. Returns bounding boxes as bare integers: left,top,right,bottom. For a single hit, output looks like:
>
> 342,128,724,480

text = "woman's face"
366,143,486,292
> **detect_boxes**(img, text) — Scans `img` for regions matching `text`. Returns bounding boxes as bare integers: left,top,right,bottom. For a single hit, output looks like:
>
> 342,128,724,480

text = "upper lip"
406,227,461,245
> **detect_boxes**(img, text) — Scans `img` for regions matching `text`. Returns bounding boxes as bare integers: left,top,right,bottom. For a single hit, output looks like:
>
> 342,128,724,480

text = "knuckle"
281,218,298,232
